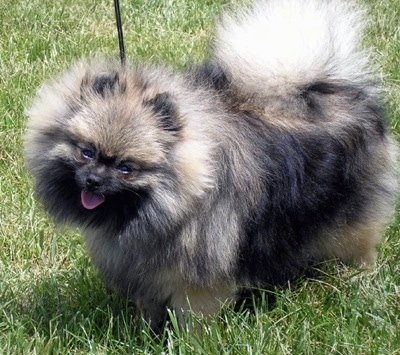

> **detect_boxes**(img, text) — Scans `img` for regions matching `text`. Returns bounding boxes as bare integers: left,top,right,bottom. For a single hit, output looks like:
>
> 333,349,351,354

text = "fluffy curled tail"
213,0,371,99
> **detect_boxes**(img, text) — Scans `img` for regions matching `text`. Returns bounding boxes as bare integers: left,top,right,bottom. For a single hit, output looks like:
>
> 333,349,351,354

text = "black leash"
114,0,126,66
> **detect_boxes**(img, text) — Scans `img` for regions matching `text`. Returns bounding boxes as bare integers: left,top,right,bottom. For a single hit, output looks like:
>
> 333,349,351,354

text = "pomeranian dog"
24,0,398,328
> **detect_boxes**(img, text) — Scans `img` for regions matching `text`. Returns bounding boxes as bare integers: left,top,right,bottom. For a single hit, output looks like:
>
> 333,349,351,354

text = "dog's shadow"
10,266,157,344
9,259,342,346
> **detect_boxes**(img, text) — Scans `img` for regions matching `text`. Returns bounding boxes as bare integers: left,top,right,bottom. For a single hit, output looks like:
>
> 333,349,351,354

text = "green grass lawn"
1,0,399,353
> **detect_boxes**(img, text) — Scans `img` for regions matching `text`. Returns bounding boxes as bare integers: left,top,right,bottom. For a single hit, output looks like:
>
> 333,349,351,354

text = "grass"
1,0,399,353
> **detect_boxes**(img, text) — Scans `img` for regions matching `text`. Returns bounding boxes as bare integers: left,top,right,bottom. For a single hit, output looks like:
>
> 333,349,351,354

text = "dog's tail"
213,0,373,102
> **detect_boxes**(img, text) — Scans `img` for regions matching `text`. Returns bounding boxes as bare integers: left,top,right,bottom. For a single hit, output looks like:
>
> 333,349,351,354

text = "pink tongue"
81,190,105,210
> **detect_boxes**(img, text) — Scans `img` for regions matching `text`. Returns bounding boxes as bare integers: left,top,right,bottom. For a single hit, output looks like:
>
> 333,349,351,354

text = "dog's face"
25,62,216,234
73,142,141,210
24,69,185,228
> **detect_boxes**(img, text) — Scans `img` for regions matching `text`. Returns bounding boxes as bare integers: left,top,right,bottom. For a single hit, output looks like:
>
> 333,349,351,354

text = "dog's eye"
81,148,94,160
117,164,133,174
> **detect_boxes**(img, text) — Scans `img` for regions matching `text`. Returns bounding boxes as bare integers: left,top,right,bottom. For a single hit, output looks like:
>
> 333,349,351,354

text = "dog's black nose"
86,174,103,190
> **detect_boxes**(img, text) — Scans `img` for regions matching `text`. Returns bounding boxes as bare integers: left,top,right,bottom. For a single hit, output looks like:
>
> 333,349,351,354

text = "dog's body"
25,0,398,327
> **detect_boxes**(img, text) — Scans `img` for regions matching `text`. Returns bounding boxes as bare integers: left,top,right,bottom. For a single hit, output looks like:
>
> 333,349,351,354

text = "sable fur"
24,0,398,328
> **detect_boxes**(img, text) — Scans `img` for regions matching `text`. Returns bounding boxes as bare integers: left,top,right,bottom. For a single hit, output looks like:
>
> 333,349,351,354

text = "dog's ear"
144,93,180,133
91,72,119,97
80,71,122,101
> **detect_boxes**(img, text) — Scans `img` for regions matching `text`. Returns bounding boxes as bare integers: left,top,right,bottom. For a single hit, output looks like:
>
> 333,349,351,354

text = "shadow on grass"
2,265,168,350
1,257,352,351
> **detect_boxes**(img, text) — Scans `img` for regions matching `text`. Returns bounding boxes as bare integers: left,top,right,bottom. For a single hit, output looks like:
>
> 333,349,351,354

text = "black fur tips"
145,93,180,133
92,72,119,97
192,62,229,91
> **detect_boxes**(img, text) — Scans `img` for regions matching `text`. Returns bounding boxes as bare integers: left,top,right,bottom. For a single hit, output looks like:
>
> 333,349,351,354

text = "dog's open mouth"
81,190,105,210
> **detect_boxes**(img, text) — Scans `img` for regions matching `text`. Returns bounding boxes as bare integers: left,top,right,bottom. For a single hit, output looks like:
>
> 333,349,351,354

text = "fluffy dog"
24,0,398,328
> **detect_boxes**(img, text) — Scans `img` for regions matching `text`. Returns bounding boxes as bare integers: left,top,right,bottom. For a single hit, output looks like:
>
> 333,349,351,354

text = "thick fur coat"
25,0,398,327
